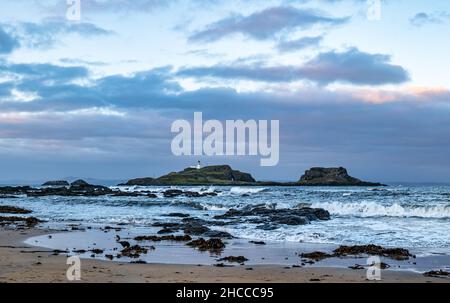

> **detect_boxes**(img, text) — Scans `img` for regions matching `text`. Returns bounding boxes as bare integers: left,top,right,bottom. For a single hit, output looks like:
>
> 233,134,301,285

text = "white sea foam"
200,204,228,211
229,187,267,195
312,201,450,218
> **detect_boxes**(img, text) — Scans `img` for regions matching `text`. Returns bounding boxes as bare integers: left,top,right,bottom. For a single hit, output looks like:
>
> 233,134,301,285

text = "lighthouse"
196,160,201,170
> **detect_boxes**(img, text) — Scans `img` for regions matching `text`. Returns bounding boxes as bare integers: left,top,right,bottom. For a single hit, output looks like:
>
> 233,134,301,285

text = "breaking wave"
229,187,267,195
311,201,450,219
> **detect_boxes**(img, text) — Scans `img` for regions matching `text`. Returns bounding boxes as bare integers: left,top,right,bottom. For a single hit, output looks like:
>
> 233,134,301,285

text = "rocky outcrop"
0,205,32,214
122,165,255,186
214,205,330,230
300,244,413,262
298,167,384,186
42,180,69,186
0,216,41,227
119,177,158,186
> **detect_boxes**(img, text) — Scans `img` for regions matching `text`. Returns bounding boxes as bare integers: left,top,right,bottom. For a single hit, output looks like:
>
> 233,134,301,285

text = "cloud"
276,36,323,52
410,12,450,27
188,6,348,42
1,19,113,50
0,58,449,181
177,48,409,86
0,26,20,54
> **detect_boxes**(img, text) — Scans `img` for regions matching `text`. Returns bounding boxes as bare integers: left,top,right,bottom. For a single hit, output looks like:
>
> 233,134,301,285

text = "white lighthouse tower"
196,160,201,170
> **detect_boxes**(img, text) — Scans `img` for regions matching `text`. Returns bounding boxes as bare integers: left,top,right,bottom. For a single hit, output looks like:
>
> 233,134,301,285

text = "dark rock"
256,223,279,230
163,189,183,198
0,186,32,195
300,251,334,261
152,222,181,228
298,167,384,186
218,256,248,263
423,270,450,278
215,206,330,226
202,230,234,239
157,228,177,234
186,238,225,253
118,241,130,248
270,214,309,225
0,216,41,227
333,245,412,260
42,180,69,186
121,245,149,258
70,179,90,187
105,254,114,260
90,249,104,254
0,206,32,214
147,193,158,198
379,262,390,269
349,264,366,270
130,260,147,264
249,241,266,245
165,213,190,218
134,235,192,242
183,220,210,235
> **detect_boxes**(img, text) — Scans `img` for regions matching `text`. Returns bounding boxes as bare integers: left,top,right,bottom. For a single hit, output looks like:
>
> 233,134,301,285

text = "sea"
4,184,450,254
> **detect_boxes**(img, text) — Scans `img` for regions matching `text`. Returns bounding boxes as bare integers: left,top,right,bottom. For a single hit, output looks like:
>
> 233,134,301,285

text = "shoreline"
1,226,449,283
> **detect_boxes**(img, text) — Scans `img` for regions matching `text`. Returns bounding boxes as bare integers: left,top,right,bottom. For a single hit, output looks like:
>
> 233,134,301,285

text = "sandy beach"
1,227,448,283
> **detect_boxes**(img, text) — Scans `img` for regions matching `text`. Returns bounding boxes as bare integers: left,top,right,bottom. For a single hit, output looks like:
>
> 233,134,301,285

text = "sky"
0,0,450,183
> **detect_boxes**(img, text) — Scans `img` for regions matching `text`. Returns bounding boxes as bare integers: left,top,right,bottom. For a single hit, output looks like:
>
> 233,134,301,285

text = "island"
121,165,256,186
121,165,384,187
297,167,385,186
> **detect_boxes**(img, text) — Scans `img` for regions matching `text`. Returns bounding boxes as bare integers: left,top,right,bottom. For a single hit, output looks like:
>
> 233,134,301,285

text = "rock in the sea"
214,205,330,226
42,180,69,186
163,189,183,198
217,256,248,263
0,205,32,214
249,241,266,245
298,167,384,186
70,179,91,187
202,230,234,239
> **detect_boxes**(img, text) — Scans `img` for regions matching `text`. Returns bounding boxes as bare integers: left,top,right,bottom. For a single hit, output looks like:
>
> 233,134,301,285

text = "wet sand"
1,227,448,283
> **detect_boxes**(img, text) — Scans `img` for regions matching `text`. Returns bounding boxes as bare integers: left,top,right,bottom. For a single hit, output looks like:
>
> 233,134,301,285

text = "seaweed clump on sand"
333,245,413,260
120,245,152,258
186,238,225,253
300,244,413,262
